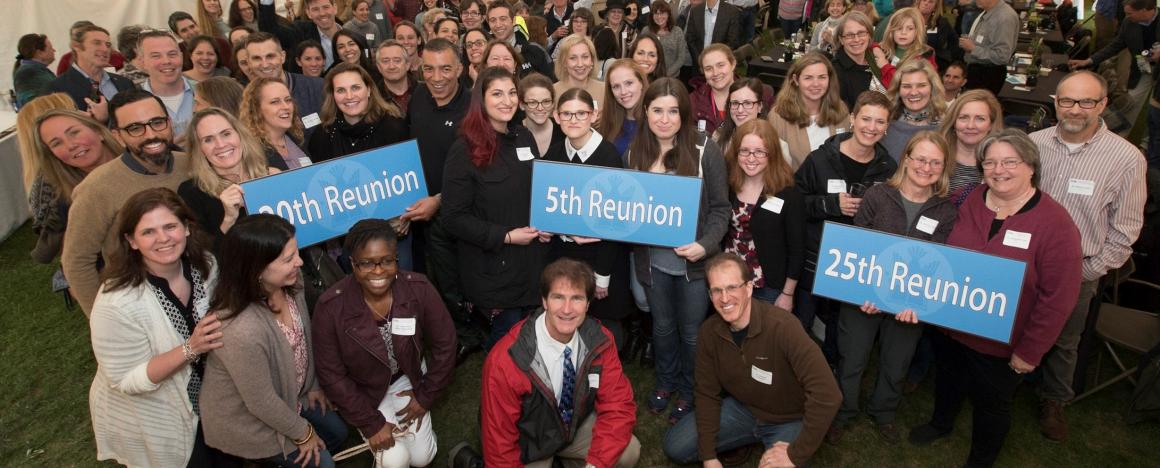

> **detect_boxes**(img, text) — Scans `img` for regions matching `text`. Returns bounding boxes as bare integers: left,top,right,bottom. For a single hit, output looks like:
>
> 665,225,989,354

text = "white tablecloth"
0,110,30,242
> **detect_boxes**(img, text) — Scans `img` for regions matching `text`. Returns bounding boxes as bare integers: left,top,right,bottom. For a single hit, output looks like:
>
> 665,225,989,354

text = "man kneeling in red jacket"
481,258,640,468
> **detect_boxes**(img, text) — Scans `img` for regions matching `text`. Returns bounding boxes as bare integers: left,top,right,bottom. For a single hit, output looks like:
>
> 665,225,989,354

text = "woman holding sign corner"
826,130,957,445
794,91,898,367
628,77,731,424
907,129,1082,468
440,66,548,351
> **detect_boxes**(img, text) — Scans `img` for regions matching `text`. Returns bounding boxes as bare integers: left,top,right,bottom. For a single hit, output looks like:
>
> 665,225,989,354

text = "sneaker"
668,399,693,424
1039,399,1068,442
877,423,902,445
825,423,846,445
908,423,951,446
448,441,484,468
647,389,673,414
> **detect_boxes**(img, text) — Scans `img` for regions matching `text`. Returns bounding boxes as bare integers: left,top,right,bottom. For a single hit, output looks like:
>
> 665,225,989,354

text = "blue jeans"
753,286,781,304
645,267,708,401
265,405,349,468
485,306,535,351
663,397,803,464
1148,104,1160,170
780,18,804,37
396,231,414,272
738,6,758,45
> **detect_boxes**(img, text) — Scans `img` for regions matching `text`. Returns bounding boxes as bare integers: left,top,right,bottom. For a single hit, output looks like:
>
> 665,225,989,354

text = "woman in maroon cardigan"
310,219,457,467
906,129,1082,468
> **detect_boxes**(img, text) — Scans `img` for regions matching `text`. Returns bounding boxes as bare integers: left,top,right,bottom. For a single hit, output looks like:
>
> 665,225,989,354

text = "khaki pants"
524,415,641,468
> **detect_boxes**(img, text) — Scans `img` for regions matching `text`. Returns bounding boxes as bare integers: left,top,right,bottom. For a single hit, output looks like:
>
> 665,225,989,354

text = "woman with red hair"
440,66,548,350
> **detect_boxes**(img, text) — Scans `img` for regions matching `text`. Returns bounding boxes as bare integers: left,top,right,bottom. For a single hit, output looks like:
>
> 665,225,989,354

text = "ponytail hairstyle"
15,34,49,75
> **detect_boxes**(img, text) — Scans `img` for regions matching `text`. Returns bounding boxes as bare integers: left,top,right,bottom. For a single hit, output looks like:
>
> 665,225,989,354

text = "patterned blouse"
276,298,308,411
726,200,766,288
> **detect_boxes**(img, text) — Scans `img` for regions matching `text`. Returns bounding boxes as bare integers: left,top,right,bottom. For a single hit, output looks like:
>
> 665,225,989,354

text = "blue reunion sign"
241,140,428,247
529,160,702,248
812,222,1027,344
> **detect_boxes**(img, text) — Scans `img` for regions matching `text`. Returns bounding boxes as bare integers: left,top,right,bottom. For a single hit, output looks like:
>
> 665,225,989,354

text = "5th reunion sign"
812,222,1028,343
241,140,428,246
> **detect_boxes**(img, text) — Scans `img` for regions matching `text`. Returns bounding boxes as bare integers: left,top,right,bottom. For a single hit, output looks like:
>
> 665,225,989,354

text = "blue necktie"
560,346,575,425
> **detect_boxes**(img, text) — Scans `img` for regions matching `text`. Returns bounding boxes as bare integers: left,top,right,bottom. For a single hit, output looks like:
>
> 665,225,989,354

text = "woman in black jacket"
919,0,962,71
440,66,548,350
794,90,898,365
831,11,888,110
541,88,634,349
722,118,805,311
307,62,409,163
827,130,958,444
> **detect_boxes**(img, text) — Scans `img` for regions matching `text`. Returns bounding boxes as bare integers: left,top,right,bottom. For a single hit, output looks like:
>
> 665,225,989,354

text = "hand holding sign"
219,184,246,233
675,242,706,262
506,227,542,245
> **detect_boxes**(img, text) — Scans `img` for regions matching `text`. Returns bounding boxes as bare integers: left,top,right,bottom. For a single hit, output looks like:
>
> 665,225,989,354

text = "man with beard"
1029,71,1147,442
257,0,344,68
62,90,191,315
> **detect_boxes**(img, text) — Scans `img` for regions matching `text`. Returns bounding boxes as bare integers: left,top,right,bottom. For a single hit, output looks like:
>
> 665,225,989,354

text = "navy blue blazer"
49,67,136,112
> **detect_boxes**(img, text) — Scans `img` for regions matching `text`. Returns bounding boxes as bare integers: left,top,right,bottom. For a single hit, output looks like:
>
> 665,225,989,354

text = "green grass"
1,222,1156,467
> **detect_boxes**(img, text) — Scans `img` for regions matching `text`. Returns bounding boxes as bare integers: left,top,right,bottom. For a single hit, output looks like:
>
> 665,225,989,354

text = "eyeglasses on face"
118,117,169,137
907,155,944,168
737,149,768,159
729,100,759,111
524,99,554,110
709,281,749,298
841,31,869,40
980,158,1024,170
352,257,397,273
1055,97,1104,109
558,110,591,121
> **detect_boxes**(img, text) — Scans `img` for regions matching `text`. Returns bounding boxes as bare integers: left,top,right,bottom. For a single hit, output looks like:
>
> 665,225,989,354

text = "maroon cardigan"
944,187,1083,366
310,273,457,436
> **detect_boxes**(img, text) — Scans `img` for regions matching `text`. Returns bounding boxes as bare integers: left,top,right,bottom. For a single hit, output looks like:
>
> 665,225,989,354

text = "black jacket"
409,81,471,194
515,34,556,81
685,2,743,64
831,48,876,111
1090,13,1160,92
306,113,410,163
727,187,807,291
927,15,962,72
49,67,135,112
854,184,958,242
258,1,324,54
794,132,897,288
439,124,547,309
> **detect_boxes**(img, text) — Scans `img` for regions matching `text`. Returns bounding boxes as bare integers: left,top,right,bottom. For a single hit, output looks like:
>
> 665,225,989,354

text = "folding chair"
1070,277,1160,405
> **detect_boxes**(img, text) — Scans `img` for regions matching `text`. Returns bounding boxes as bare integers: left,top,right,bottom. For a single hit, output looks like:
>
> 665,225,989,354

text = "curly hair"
239,77,305,149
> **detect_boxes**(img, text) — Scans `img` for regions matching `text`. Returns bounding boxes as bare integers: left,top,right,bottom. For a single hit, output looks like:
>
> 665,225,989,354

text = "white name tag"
517,147,535,161
641,6,650,14
761,196,785,214
1067,178,1095,196
827,179,847,194
297,157,313,167
588,373,600,388
301,112,322,129
366,33,376,42
976,34,985,43
751,365,773,385
916,216,938,235
1002,230,1032,250
391,317,416,335
375,13,385,20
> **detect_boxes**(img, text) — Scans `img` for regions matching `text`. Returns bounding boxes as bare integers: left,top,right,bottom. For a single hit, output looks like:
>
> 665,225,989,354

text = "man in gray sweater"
959,0,1019,96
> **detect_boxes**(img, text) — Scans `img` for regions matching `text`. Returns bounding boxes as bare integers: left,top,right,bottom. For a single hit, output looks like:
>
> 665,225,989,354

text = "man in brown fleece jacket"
662,254,840,467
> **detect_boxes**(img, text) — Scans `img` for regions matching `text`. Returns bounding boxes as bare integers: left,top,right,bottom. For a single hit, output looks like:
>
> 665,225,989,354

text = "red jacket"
310,273,457,437
481,311,636,467
879,45,939,88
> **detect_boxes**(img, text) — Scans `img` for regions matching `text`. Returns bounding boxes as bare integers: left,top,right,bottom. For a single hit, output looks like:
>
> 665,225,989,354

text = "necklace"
986,188,1035,216
901,108,931,124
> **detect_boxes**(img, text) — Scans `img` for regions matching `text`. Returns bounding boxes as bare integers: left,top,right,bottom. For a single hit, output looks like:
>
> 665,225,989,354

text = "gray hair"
975,128,1041,188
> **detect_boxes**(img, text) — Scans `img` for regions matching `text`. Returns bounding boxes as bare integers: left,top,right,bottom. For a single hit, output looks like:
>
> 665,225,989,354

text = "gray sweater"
199,290,319,459
963,2,1019,66
643,26,691,75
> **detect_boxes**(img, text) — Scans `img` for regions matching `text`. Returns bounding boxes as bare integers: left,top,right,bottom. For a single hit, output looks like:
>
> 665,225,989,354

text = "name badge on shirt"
302,112,322,129
366,33,376,42
975,34,985,44
375,13,385,20
517,147,535,161
827,179,847,194
751,365,773,385
297,157,313,167
1002,230,1032,250
1067,178,1095,196
391,317,417,335
761,196,785,214
642,6,650,14
588,373,600,388
916,216,938,235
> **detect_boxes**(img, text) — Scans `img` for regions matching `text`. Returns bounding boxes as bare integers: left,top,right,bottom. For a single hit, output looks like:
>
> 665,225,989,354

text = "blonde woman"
769,52,850,169
879,58,947,162
24,105,121,262
239,77,309,171
197,0,229,38
938,89,1002,202
552,34,605,110
878,7,938,86
178,108,280,241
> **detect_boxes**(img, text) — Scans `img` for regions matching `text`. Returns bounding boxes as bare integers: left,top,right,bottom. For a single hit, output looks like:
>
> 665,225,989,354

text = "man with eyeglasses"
1028,70,1146,443
405,38,483,360
62,89,191,316
958,0,1018,96
662,253,839,467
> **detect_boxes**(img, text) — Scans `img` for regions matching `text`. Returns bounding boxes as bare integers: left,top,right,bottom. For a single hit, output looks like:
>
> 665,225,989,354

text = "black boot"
639,314,655,368
619,316,642,362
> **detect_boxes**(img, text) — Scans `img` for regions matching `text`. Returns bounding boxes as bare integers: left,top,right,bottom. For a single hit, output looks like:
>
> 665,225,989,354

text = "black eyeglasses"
1056,97,1104,109
118,117,169,137
352,257,397,273
729,100,759,111
524,99,554,110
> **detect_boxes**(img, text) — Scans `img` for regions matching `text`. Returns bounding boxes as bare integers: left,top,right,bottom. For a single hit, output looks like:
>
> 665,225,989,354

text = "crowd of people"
10,0,1153,467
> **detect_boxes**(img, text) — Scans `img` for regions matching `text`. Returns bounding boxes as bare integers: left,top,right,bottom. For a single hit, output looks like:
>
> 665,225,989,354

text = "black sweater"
306,114,410,163
439,124,547,309
727,187,807,292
